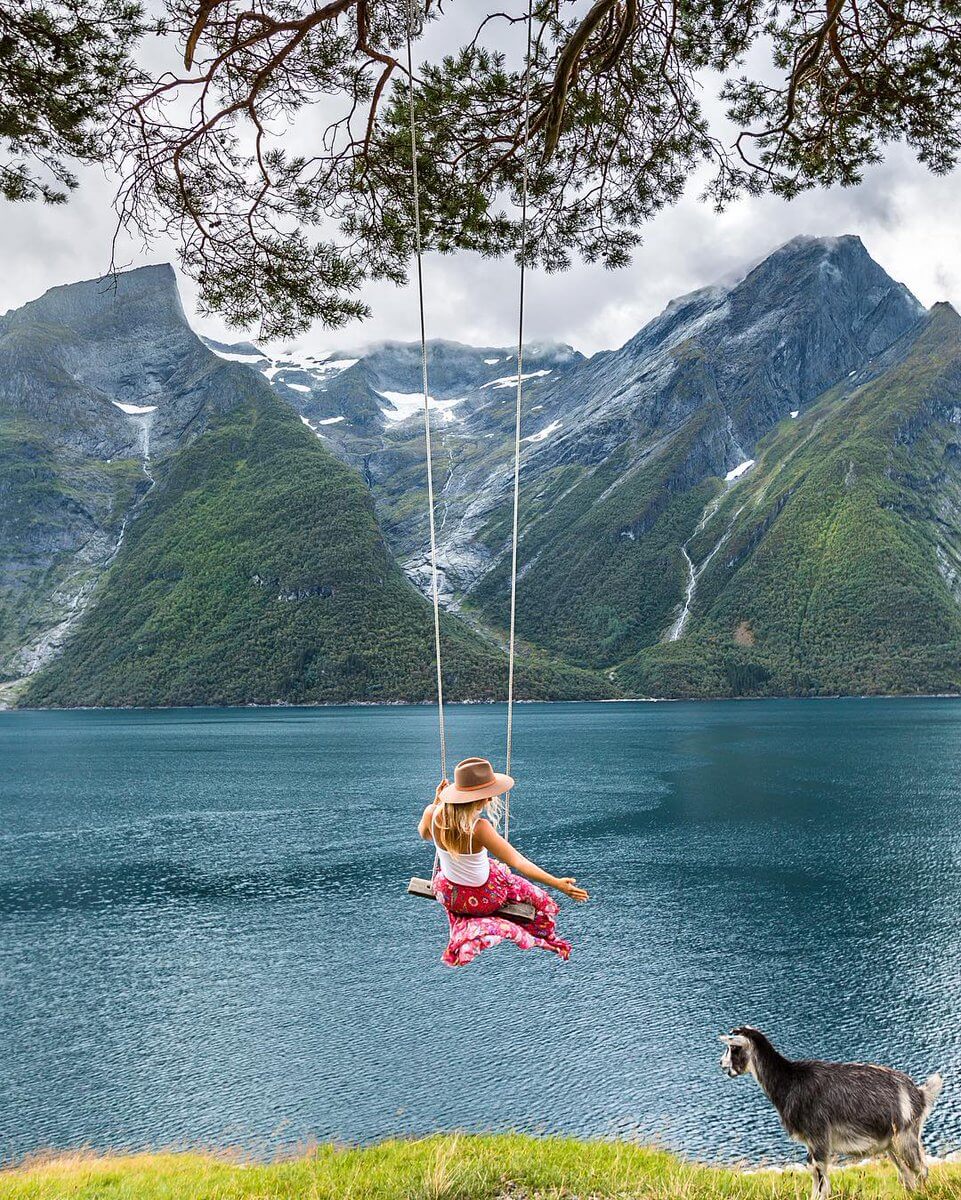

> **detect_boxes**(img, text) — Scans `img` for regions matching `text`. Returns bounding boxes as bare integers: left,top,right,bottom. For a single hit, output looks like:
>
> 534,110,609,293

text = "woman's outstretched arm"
417,803,437,841
417,780,449,841
473,819,589,901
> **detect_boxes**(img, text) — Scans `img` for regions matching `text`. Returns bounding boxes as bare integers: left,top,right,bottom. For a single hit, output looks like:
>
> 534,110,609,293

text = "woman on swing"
418,757,588,967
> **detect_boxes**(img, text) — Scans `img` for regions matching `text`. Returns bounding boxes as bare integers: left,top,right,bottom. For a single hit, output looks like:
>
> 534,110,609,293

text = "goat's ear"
719,1034,750,1048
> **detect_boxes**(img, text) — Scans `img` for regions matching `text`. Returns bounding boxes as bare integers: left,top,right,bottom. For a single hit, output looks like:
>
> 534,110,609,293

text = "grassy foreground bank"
2,1136,960,1200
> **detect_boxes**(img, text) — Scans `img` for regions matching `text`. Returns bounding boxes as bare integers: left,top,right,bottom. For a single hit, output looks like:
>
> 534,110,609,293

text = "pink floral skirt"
432,859,572,968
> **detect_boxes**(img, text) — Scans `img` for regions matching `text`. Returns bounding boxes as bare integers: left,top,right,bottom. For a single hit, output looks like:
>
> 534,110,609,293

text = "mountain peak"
29,261,178,306
4,263,189,340
0,262,249,465
908,299,961,355
728,232,923,345
779,231,865,252
739,232,891,290
929,299,961,320
759,233,875,270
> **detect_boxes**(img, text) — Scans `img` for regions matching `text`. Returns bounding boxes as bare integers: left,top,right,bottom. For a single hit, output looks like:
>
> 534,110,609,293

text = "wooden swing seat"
407,876,536,924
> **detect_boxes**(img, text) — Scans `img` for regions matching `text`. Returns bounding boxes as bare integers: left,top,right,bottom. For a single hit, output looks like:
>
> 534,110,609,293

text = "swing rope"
406,0,446,782
504,0,534,841
406,0,533,835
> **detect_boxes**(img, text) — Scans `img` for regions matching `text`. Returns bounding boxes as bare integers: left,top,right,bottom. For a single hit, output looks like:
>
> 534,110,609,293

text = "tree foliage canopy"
6,0,961,335
0,0,143,202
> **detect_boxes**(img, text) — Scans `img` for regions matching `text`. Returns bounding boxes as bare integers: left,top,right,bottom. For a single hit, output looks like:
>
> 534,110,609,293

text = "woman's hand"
434,779,449,801
557,877,589,902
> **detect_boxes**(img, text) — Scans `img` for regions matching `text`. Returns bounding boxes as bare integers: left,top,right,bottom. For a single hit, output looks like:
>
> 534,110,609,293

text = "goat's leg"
891,1131,926,1190
917,1141,930,1187
806,1146,831,1200
890,1149,917,1191
913,1132,930,1186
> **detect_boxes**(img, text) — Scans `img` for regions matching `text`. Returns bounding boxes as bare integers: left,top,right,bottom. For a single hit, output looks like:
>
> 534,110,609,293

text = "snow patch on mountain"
112,401,158,415
377,391,462,423
725,459,755,481
524,420,563,444
207,348,265,364
205,337,359,384
481,369,552,389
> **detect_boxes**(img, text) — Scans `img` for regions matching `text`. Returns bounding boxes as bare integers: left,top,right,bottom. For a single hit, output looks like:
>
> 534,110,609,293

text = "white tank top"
432,816,490,886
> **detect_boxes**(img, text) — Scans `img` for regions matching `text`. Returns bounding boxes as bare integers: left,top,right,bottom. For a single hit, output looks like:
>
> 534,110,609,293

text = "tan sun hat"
439,757,514,805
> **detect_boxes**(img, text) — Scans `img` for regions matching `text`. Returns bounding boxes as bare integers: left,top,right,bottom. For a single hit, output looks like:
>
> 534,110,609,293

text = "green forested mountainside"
438,235,929,688
24,389,608,707
0,264,267,694
620,304,961,697
10,243,961,707
472,406,721,668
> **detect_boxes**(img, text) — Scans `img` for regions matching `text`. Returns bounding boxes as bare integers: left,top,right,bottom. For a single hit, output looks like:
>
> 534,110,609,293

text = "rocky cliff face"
3,268,603,707
625,300,961,695
6,234,959,704
466,235,927,663
491,234,924,504
0,266,280,689
230,235,926,667
2,265,247,457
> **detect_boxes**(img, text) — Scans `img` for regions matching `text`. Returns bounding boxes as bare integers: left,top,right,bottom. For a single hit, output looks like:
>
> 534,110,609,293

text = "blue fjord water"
1,699,960,1164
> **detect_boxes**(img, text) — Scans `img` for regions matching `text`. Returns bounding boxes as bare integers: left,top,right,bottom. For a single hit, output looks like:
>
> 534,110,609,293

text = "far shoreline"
4,691,961,715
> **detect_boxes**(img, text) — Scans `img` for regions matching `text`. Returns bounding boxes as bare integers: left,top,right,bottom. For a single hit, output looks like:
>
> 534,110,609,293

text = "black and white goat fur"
720,1026,942,1198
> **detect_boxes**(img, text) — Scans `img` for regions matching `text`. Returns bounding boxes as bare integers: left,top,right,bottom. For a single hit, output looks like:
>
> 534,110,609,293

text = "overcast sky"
3,99,961,358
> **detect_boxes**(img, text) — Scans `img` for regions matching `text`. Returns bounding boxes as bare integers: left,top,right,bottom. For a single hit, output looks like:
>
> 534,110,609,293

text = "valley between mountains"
4,234,961,707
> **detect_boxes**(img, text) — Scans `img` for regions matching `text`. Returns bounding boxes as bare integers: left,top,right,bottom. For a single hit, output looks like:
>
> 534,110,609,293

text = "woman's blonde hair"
432,794,503,853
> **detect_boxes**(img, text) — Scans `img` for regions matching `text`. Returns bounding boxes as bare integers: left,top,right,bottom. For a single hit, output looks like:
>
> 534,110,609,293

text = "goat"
719,1026,942,1198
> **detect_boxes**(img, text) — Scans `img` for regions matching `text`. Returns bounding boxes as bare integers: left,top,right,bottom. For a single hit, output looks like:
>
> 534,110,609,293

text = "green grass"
2,1136,958,1200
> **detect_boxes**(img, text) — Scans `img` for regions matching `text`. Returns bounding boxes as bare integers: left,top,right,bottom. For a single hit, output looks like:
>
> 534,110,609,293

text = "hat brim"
439,772,514,805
